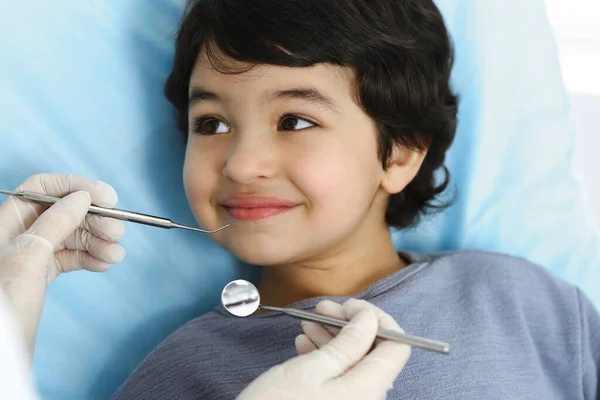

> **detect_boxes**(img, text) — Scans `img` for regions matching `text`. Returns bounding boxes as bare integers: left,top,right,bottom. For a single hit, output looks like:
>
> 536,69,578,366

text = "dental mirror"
221,280,261,317
220,279,451,354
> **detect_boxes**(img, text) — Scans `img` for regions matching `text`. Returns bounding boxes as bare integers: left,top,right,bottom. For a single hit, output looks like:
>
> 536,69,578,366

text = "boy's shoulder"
412,249,583,308
420,249,569,283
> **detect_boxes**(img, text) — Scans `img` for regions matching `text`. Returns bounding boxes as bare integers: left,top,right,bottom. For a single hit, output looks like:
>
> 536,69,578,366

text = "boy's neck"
257,227,406,308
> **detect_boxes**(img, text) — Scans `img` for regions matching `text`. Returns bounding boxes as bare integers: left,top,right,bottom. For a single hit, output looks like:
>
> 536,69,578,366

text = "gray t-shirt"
113,251,600,399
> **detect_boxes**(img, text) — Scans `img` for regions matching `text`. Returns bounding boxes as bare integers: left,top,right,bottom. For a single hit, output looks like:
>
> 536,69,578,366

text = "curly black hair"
165,0,458,229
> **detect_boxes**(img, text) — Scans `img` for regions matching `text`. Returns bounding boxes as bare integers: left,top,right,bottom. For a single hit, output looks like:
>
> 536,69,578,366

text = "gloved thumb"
24,191,92,249
286,308,380,383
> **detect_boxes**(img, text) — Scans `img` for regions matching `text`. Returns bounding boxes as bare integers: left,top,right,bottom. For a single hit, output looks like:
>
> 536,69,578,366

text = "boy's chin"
215,225,324,267
229,249,288,268
224,242,298,267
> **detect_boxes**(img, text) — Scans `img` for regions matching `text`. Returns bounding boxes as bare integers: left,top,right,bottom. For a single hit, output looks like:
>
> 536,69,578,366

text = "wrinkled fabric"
114,251,600,400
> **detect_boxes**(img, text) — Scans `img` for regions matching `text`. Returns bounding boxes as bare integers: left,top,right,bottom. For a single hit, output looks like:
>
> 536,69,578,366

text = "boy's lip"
219,195,298,208
219,195,299,222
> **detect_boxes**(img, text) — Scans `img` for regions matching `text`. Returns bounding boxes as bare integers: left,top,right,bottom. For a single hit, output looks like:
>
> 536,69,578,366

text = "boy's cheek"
293,153,367,198
183,160,218,219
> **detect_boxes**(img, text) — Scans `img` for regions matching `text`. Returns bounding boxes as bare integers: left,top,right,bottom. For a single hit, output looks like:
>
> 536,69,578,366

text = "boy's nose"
222,133,279,184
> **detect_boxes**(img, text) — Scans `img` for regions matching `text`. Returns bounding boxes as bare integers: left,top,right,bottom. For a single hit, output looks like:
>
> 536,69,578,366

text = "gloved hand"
0,174,125,357
0,289,39,400
236,299,411,400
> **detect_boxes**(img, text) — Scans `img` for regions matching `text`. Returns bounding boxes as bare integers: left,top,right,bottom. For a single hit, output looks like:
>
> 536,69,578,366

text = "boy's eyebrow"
264,88,341,114
188,86,341,114
189,87,221,107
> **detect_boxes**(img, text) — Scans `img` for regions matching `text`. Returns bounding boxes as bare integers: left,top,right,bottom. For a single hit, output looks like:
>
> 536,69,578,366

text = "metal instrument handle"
263,306,450,354
20,191,173,228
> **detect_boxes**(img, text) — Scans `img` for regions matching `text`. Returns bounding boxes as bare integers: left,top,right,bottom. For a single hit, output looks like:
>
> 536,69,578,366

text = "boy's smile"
218,194,300,222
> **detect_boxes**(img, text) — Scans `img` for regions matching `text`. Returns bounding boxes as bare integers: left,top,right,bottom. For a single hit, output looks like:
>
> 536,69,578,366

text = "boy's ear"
381,143,427,195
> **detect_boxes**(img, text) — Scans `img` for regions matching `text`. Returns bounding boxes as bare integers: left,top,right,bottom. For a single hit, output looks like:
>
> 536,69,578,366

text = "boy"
114,0,600,398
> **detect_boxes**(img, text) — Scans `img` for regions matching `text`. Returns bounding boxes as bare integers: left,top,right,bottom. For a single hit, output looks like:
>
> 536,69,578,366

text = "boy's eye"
278,115,316,131
192,117,231,135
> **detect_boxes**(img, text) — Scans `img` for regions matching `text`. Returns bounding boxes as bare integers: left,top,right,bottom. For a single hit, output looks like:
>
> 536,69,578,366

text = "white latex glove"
0,174,125,356
0,289,39,400
236,299,411,400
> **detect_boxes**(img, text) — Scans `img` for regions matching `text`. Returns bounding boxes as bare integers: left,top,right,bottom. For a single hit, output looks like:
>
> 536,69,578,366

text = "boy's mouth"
219,195,298,222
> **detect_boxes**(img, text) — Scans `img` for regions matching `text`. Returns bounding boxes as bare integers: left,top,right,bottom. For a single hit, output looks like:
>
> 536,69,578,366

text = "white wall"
545,0,600,227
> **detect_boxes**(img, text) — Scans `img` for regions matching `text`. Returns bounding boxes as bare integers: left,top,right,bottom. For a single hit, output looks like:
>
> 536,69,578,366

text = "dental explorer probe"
0,189,230,234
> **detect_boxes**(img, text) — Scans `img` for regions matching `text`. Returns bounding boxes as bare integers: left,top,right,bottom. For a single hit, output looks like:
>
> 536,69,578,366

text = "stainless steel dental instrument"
0,189,230,234
221,279,451,355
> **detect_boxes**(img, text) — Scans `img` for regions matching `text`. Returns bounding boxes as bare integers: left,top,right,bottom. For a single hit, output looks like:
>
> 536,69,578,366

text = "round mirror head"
221,279,260,317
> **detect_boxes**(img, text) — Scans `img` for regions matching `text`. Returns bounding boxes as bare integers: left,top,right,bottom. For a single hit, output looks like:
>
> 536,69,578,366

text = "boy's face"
184,50,414,267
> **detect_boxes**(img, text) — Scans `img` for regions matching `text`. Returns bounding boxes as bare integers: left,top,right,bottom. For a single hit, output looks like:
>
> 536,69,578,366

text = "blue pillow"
393,0,600,304
0,0,597,399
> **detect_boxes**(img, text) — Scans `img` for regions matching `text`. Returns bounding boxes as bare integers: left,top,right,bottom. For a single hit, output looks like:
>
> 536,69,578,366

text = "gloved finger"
295,334,318,355
336,299,411,396
17,173,118,207
24,191,92,249
82,215,126,242
286,308,379,383
297,299,345,351
61,229,125,264
299,321,334,350
315,299,344,336
54,249,112,274
0,174,117,241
